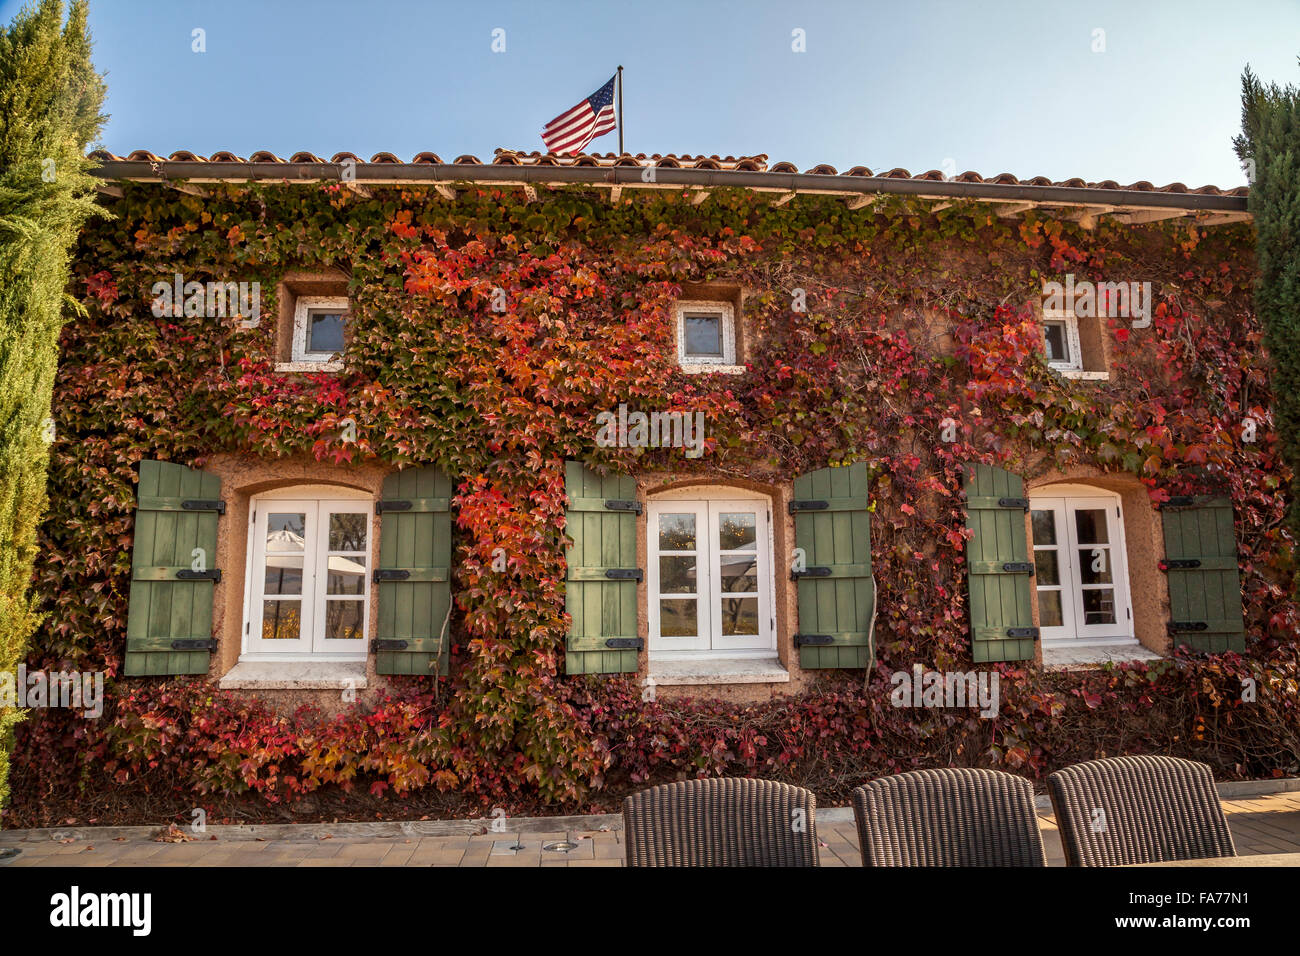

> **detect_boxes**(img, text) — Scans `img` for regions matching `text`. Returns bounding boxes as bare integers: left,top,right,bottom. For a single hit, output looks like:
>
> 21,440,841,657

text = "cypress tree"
1234,59,1300,538
0,0,106,808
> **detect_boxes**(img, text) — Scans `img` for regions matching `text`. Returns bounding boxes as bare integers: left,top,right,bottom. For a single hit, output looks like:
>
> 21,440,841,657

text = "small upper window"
675,300,737,371
1042,310,1082,373
292,296,349,365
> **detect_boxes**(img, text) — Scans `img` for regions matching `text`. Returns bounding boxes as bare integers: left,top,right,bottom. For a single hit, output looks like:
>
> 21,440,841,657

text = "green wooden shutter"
125,460,224,676
791,462,875,669
564,461,641,675
964,464,1037,662
1159,496,1246,653
374,466,453,675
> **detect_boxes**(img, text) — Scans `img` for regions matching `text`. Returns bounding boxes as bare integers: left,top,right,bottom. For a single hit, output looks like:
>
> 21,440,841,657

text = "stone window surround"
1036,300,1114,382
274,267,350,373
204,455,390,695
1024,469,1171,669
635,473,813,702
675,282,747,375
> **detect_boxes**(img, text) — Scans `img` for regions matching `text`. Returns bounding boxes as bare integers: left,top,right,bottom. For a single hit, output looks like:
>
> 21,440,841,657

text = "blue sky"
8,0,1299,187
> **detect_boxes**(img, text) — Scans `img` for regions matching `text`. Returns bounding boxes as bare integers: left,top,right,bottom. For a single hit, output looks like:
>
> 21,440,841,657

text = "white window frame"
647,489,775,660
1042,308,1083,373
291,295,349,366
1030,485,1133,643
675,300,740,373
240,486,371,662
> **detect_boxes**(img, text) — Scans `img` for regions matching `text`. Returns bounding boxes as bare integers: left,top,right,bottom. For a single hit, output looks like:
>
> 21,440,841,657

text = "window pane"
1043,322,1069,362
329,513,367,551
1033,549,1059,586
323,600,364,640
1037,591,1064,628
308,312,345,353
658,556,696,593
684,315,722,357
327,555,367,594
1074,508,1110,545
659,599,697,636
720,597,758,636
1082,588,1116,625
658,513,696,551
264,563,303,595
1078,548,1113,584
261,600,301,640
718,512,756,550
1031,509,1056,545
719,554,757,593
267,513,306,548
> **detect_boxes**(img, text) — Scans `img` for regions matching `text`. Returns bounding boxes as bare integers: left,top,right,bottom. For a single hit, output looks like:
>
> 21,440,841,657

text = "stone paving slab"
3,787,1297,868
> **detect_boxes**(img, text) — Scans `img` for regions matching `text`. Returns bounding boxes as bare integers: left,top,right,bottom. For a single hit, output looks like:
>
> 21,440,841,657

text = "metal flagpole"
617,65,624,154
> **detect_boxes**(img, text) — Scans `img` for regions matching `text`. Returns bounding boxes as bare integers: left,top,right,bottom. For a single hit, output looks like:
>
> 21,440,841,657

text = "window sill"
1042,641,1163,671
1055,369,1110,381
649,657,789,685
678,363,746,375
275,361,343,373
218,660,367,690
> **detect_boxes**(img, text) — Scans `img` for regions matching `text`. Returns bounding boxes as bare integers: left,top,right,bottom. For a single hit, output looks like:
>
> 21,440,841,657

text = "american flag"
541,75,618,155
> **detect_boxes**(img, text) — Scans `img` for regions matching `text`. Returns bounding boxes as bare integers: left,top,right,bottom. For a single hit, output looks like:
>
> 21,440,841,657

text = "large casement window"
242,488,372,660
647,494,775,658
563,461,876,675
1029,486,1133,642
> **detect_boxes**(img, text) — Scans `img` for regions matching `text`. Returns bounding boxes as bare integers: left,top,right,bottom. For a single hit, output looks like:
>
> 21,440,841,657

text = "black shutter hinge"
177,569,222,582
791,566,833,580
1006,627,1039,640
1159,559,1202,571
1167,621,1209,634
794,633,834,646
375,500,412,514
170,638,216,650
604,568,644,582
1157,496,1196,510
789,500,830,514
371,639,409,651
604,499,642,515
182,499,225,514
605,638,644,650
374,569,410,582
1001,562,1034,573
998,497,1030,511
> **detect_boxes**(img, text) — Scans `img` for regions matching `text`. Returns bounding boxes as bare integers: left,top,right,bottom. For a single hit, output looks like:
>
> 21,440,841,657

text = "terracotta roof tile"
85,149,1246,199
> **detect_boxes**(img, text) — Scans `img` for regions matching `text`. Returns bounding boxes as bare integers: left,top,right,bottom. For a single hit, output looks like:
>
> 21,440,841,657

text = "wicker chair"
1047,755,1236,867
622,778,819,867
851,768,1047,866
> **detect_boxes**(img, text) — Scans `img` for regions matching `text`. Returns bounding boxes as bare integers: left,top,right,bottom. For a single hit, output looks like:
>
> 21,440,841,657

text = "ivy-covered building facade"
8,148,1296,822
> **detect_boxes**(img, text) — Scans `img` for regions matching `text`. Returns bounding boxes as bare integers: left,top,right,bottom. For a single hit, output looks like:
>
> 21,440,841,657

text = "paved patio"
3,787,1298,867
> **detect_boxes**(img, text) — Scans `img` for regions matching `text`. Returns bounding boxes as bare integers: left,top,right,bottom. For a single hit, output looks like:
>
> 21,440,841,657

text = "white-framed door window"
647,493,774,658
243,489,371,660
1030,486,1132,641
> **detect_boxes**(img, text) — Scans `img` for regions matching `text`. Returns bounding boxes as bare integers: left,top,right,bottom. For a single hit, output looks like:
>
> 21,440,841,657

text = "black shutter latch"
170,638,217,650
176,569,222,582
794,633,835,646
604,568,644,582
